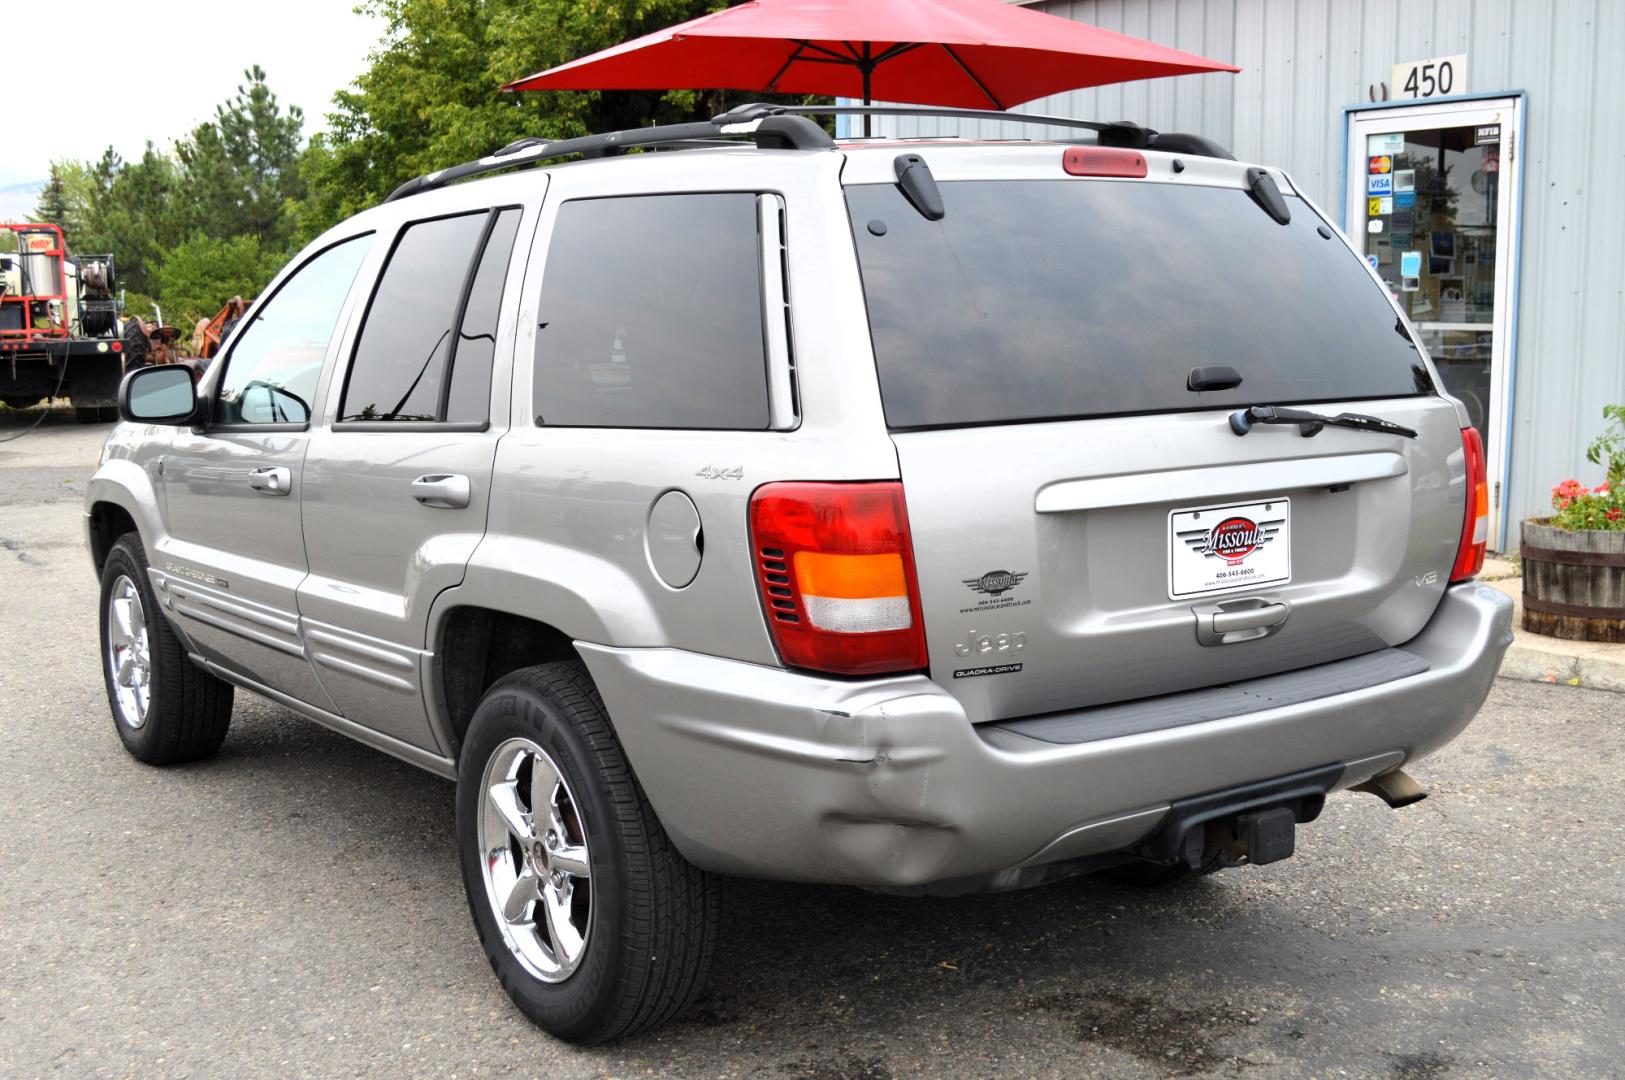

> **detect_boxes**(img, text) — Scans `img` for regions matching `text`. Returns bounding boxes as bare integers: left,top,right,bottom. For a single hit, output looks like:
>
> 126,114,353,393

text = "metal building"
865,0,1625,551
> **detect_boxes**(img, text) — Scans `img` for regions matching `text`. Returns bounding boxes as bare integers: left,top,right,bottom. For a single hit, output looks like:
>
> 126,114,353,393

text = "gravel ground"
2,415,1622,1078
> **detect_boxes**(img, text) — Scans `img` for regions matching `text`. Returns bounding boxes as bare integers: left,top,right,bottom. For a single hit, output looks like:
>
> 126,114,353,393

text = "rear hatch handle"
1194,597,1290,646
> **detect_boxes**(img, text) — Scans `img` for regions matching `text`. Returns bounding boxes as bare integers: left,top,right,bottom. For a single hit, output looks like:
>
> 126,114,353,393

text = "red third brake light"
1062,146,1148,178
748,482,928,677
1451,426,1489,582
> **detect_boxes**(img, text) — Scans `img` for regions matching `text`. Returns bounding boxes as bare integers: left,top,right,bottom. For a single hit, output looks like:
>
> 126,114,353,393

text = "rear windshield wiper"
1228,404,1418,439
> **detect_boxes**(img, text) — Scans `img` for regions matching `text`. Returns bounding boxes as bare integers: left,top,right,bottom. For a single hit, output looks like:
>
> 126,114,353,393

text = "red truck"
0,223,128,421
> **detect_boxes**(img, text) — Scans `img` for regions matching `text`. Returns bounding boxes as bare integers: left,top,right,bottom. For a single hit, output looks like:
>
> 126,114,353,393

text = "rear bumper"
579,582,1513,888
0,339,123,404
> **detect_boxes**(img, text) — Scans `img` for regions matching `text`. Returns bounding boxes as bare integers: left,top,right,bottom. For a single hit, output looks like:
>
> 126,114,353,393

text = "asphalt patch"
1023,990,1260,1076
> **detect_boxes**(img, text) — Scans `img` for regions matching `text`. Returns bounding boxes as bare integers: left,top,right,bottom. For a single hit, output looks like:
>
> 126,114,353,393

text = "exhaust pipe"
1353,768,1428,809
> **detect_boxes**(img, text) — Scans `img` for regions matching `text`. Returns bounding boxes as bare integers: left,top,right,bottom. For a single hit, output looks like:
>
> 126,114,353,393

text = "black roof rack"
385,102,1232,203
716,103,1233,159
385,114,835,202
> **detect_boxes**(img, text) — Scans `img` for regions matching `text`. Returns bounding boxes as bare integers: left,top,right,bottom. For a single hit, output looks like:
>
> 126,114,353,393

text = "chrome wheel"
106,575,152,729
477,737,593,983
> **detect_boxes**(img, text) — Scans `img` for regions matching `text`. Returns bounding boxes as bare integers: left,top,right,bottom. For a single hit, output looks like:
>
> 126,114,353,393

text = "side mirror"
119,364,200,425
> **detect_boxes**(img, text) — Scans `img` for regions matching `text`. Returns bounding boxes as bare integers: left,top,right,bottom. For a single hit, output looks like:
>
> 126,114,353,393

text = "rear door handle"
247,466,292,496
1194,598,1290,645
411,473,471,509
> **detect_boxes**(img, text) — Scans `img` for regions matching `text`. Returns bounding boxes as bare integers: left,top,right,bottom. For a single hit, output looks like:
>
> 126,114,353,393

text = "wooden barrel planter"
1521,519,1625,642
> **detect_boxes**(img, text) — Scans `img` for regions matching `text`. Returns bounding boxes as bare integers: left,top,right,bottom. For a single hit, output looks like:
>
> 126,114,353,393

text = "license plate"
1168,498,1291,599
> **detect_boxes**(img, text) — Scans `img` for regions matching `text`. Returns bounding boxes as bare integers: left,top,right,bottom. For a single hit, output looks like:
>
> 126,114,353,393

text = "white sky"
0,0,386,216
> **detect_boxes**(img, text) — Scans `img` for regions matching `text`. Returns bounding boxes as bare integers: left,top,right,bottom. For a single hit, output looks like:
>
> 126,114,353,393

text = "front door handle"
411,473,471,509
1194,598,1290,646
247,466,292,496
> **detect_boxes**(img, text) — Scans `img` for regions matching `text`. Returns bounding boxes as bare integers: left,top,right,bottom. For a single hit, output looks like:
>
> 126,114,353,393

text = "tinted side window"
340,213,488,422
447,208,522,423
215,235,371,425
534,194,768,430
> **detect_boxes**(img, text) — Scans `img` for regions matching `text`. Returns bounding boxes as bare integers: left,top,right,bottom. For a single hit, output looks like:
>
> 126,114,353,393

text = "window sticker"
1368,174,1393,195
1369,132,1405,155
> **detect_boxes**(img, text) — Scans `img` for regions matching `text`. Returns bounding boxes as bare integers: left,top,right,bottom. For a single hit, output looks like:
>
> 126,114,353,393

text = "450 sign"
1393,54,1465,100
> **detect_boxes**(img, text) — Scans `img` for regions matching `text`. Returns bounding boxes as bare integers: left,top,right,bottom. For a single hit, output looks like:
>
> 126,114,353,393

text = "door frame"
1341,91,1526,550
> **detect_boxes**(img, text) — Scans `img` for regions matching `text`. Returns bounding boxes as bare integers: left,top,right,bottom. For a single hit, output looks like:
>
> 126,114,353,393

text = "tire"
99,533,234,764
456,662,720,1044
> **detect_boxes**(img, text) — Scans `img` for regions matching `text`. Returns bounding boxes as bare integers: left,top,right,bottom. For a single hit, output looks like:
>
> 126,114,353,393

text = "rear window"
846,180,1433,430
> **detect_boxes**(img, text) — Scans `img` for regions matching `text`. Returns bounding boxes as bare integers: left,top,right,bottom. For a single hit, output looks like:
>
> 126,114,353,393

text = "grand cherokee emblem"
963,569,1029,597
1180,516,1283,566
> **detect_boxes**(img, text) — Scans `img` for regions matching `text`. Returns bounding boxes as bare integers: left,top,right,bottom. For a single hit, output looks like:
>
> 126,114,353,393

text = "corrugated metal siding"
875,0,1625,544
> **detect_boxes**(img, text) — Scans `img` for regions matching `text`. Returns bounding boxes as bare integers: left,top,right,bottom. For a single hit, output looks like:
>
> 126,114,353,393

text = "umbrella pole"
861,43,872,138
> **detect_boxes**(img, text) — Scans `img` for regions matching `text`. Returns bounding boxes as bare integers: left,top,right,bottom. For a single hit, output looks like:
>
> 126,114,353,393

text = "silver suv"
89,105,1513,1043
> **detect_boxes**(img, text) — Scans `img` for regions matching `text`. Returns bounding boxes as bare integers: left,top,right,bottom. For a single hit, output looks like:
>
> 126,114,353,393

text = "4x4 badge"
964,569,1028,597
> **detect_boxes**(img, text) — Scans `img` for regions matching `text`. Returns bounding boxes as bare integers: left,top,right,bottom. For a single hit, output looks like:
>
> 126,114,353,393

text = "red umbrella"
504,0,1238,132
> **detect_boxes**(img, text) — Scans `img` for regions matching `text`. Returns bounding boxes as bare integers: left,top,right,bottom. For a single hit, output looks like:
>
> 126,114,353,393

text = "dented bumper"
578,583,1513,888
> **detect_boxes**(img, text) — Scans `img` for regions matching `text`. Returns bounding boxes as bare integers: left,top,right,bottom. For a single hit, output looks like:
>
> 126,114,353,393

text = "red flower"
1609,508,1623,522
1555,479,1585,498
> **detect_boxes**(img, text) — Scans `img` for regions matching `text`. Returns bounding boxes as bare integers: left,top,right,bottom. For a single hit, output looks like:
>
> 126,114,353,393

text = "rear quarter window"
846,179,1434,430
532,193,769,430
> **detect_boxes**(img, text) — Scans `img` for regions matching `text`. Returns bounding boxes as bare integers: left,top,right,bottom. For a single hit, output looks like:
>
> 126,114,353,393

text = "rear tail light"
748,482,928,676
1451,426,1489,582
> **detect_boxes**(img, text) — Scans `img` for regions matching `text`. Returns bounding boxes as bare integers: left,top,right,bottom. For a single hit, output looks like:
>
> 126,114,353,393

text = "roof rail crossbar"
714,103,1233,160
385,114,835,203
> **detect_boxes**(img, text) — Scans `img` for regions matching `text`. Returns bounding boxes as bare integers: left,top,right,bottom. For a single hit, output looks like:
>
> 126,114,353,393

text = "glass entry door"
1347,96,1523,548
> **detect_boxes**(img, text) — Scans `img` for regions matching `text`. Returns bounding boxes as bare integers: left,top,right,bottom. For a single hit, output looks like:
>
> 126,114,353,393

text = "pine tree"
33,166,71,234
177,66,306,248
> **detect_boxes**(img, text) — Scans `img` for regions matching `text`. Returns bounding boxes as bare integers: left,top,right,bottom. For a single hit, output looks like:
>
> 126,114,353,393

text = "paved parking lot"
3,411,1623,1078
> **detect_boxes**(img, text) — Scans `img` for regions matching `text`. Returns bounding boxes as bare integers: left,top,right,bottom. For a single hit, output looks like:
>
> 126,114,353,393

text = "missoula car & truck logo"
959,569,1032,614
964,569,1028,596
1202,513,1274,565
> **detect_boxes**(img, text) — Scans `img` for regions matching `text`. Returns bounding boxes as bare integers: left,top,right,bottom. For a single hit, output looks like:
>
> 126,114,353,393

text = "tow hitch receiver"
1237,807,1297,865
1136,762,1341,870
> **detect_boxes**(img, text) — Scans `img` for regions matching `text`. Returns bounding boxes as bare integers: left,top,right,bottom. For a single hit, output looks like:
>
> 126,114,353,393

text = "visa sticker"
1368,174,1393,195
1400,250,1423,277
